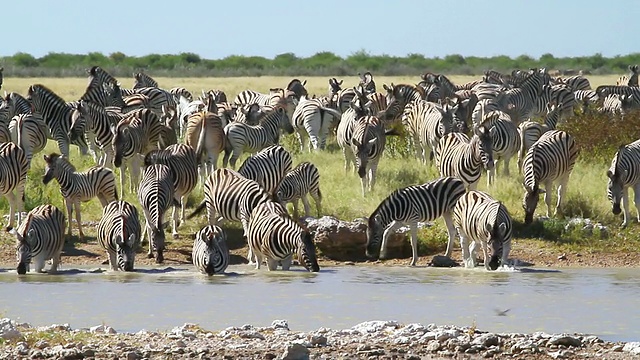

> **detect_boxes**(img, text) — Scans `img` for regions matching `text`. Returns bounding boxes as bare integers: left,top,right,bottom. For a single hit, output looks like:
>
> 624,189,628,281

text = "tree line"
1,51,639,77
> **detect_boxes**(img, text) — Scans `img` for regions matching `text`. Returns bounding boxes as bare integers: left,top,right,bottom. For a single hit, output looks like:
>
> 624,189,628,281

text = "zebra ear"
498,222,507,235
367,138,378,146
126,234,136,248
606,170,615,179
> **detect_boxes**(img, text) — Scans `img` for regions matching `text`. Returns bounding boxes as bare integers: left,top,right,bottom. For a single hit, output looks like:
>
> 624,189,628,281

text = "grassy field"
0,74,636,263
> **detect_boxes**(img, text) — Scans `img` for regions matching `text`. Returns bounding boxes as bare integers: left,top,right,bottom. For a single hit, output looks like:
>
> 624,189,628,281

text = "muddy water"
0,265,638,342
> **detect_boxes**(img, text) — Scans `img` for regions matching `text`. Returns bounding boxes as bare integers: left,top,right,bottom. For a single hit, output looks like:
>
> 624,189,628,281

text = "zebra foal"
276,161,322,218
15,204,66,274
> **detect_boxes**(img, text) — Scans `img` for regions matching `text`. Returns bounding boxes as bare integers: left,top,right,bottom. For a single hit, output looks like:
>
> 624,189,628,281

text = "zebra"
516,102,563,171
86,66,119,89
111,108,166,193
336,89,371,173
573,90,599,114
27,84,89,157
276,161,322,218
233,103,264,125
143,144,199,239
435,126,494,191
0,142,28,231
350,116,389,196
133,71,159,89
171,87,194,103
138,163,175,263
223,107,294,168
366,176,466,266
200,89,227,104
599,94,639,117
42,153,118,240
233,88,298,120
69,100,124,168
237,145,292,197
188,168,273,263
287,78,309,100
97,200,141,271
192,225,229,275
452,190,512,270
495,69,546,123
15,204,66,274
0,120,9,143
358,72,376,95
616,65,639,87
522,130,578,224
291,96,342,151
8,113,50,164
477,110,521,185
401,99,458,166
595,85,640,100
3,92,32,118
0,67,3,90
552,75,591,91
185,109,226,185
328,77,356,113
383,83,425,115
607,140,640,227
79,75,124,108
246,201,319,272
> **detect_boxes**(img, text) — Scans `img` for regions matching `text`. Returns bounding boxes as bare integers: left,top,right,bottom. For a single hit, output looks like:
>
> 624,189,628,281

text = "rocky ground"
2,318,640,360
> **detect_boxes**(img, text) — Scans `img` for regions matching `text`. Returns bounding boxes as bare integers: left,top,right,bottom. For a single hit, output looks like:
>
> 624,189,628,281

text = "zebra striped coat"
9,113,50,164
0,142,28,231
291,96,342,151
517,102,564,171
276,161,322,218
247,201,319,272
350,116,388,196
144,144,199,238
138,164,175,263
42,153,118,240
522,130,578,224
192,225,229,275
97,200,141,271
477,110,520,184
237,145,293,197
133,71,159,89
69,100,124,168
453,190,512,270
184,110,226,185
607,140,640,227
435,126,494,191
15,204,66,274
366,177,466,266
402,99,457,166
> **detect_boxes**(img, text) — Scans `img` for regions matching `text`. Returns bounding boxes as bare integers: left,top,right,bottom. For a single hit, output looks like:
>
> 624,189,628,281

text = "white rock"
272,319,290,330
89,325,116,334
0,318,21,340
350,320,399,334
281,343,310,360
623,342,640,355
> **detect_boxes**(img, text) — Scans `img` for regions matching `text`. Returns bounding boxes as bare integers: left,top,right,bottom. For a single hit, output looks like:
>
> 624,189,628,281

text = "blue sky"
3,1,636,60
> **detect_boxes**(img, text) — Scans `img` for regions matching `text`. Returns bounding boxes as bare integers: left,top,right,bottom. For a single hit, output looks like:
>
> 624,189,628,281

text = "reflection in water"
0,265,638,342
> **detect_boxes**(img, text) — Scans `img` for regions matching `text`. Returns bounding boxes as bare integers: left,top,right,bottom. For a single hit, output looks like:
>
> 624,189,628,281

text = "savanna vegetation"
0,74,638,266
1,51,640,77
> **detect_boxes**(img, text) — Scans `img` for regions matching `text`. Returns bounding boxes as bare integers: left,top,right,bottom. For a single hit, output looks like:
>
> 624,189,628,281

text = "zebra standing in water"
15,204,66,275
276,161,322,218
143,144,199,239
435,126,494,191
223,107,294,168
27,84,89,157
453,190,512,270
138,164,175,263
42,153,118,240
291,96,342,151
97,200,141,271
192,225,229,275
607,140,640,227
237,145,293,197
0,142,28,231
247,201,319,272
522,130,578,224
366,177,466,266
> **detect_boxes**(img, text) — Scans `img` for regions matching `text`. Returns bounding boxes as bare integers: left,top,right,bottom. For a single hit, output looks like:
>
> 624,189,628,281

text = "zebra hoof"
172,233,180,239
101,258,109,265
147,253,154,259
4,226,13,232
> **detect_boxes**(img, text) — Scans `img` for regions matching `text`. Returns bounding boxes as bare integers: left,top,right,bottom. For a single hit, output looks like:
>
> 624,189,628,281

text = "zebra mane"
29,84,69,109
46,153,77,172
612,145,627,177
16,211,35,244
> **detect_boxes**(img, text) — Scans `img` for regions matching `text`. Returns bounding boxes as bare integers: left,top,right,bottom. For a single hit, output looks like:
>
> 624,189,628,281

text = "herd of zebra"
0,64,639,275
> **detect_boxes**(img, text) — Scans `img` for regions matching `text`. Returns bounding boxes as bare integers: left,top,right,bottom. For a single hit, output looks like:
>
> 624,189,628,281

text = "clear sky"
3,0,636,60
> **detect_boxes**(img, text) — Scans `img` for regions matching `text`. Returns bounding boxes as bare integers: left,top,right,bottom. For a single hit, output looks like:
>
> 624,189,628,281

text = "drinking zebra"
138,164,175,263
276,161,322,218
237,145,293,197
143,144,199,239
247,201,319,272
0,142,28,231
366,177,466,266
607,140,640,227
522,130,578,224
223,107,294,168
435,126,494,191
192,225,229,275
15,204,66,274
97,200,141,271
453,190,512,270
42,153,118,240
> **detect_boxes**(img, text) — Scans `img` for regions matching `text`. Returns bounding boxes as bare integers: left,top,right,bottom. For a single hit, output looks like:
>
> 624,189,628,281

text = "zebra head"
68,102,87,142
607,146,627,216
485,218,509,271
111,119,132,168
365,214,384,260
115,233,137,271
353,135,377,179
328,78,343,95
473,125,494,171
275,107,294,135
15,225,36,275
297,230,319,272
42,153,72,185
522,183,545,225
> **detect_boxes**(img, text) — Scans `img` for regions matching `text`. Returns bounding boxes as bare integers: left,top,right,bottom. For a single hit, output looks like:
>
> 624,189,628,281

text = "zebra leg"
459,231,473,268
292,199,300,219
119,162,127,196
266,258,279,271
481,240,491,271
131,155,142,193
379,220,404,260
468,240,479,268
369,160,380,192
503,156,511,177
4,192,16,231
622,186,631,227
171,198,180,239
312,190,322,218
295,130,305,153
442,212,457,258
74,200,85,241
108,251,119,271
280,255,292,270
49,254,61,274
408,222,420,266
33,256,46,273
554,177,570,218
65,199,74,239
301,195,311,217
253,248,262,270
632,183,640,226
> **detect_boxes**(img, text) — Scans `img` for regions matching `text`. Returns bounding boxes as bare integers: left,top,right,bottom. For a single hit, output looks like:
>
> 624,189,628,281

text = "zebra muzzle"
17,263,27,275
612,204,622,215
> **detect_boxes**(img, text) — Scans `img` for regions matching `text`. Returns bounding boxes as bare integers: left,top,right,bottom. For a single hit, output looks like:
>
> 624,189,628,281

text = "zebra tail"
187,200,206,220
195,115,207,164
319,106,342,120
518,124,527,164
